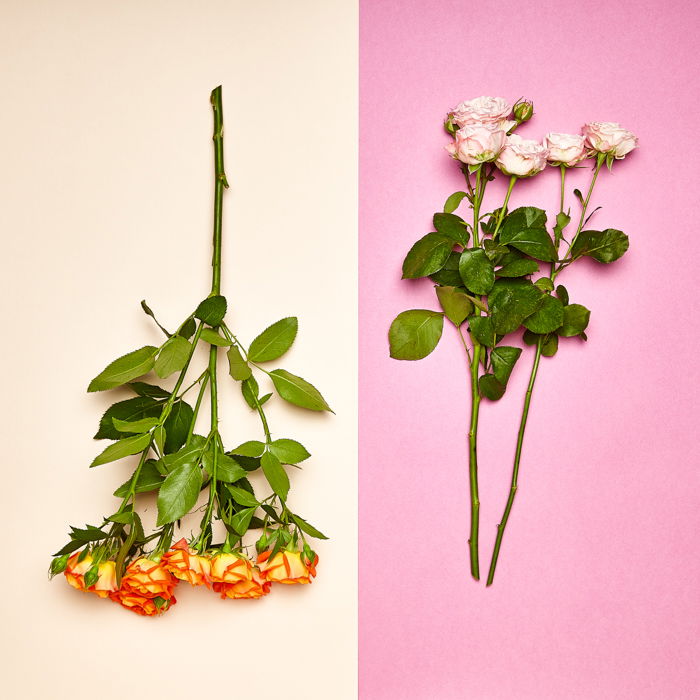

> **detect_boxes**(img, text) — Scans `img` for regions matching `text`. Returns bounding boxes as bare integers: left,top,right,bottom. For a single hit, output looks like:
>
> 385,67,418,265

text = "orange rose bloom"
210,552,253,584
64,552,92,592
161,539,211,587
110,590,176,616
65,553,118,598
213,567,271,600
120,558,177,600
258,549,318,585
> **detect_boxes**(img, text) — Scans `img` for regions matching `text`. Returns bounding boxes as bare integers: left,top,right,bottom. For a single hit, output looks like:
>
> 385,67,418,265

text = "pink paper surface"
359,1,700,698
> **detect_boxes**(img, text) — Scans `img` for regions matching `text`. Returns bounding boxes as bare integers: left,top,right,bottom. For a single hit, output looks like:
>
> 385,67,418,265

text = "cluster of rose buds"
58,539,318,616
445,96,638,176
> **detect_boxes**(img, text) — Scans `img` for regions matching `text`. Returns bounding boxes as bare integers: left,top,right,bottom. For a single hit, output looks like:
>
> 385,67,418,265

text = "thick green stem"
486,338,543,586
468,342,483,580
473,167,482,246
210,86,228,295
493,176,517,238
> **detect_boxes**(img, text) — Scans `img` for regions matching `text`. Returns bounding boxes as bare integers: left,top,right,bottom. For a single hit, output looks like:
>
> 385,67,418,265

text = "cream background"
0,2,357,698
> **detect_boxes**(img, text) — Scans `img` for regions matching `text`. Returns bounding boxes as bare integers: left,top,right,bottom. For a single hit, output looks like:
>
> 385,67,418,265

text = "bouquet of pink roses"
389,96,637,584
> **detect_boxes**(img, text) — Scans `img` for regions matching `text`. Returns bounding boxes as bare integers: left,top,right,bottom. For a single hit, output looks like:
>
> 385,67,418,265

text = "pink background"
360,1,700,698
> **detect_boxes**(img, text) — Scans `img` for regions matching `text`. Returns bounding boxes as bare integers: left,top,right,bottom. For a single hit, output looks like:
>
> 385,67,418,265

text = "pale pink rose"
449,96,515,130
544,132,588,167
582,122,638,158
496,134,549,178
446,123,507,165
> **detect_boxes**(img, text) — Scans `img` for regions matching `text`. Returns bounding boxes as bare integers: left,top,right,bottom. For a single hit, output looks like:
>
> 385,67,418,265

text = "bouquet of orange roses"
50,87,330,615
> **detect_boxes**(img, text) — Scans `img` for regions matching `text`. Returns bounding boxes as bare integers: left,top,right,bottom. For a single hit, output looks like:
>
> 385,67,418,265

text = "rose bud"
544,133,588,167
513,99,534,123
582,122,638,159
258,548,319,585
64,551,93,592
496,134,549,178
215,567,271,600
446,123,507,166
161,538,211,587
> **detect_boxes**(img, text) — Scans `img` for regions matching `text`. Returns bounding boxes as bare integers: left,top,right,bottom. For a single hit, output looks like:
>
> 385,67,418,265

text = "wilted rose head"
448,96,514,130
496,134,549,178
544,132,588,167
582,122,638,159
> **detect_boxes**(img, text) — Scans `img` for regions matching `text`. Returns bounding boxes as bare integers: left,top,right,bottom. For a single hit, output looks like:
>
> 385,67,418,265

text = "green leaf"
112,416,159,433
230,507,256,536
534,277,554,292
270,438,311,464
559,303,591,337
499,226,557,262
429,251,462,286
163,401,194,453
433,212,469,246
213,454,248,483
443,191,468,214
497,258,539,278
87,346,158,392
155,336,191,379
129,382,170,399
94,396,163,440
231,440,266,457
388,309,444,361
270,369,332,412
177,317,197,340
467,315,495,347
555,285,569,306
156,462,203,526
571,229,629,263
140,300,171,337
226,345,251,381
490,346,522,385
241,376,259,409
479,374,506,400
482,239,509,262
500,206,548,234
435,285,473,326
90,433,151,467
522,295,564,334
458,248,495,295
226,485,259,508
200,327,231,346
248,317,298,362
261,451,290,500
488,280,545,335
542,333,559,356
401,233,453,279
291,513,328,540
162,435,206,472
113,459,164,497
194,295,227,326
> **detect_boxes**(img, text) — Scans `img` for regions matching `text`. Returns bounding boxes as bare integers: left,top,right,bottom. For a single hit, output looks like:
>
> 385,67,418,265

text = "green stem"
559,164,566,214
186,372,210,442
493,175,517,238
467,341,483,580
486,338,543,586
554,155,604,279
473,167,482,247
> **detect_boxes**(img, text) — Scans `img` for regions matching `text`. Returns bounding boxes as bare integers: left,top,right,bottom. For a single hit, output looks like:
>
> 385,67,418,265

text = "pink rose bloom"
582,122,638,158
446,123,507,165
496,134,549,178
449,96,515,130
544,132,588,167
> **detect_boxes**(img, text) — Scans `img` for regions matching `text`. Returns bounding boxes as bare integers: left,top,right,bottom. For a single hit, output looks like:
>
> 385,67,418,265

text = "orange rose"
89,561,118,598
213,567,271,600
110,590,176,616
258,549,318,585
120,558,177,600
209,552,253,584
64,552,92,592
161,539,211,587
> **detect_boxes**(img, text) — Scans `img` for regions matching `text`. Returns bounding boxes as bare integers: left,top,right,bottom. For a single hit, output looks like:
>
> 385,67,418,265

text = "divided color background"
360,1,700,698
